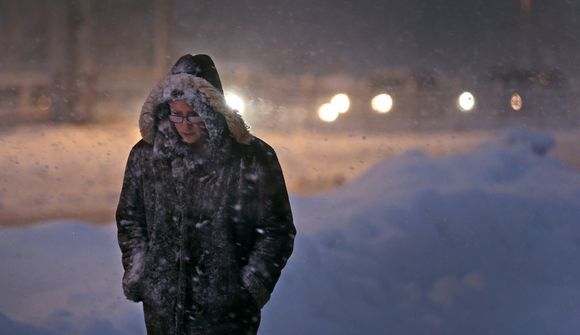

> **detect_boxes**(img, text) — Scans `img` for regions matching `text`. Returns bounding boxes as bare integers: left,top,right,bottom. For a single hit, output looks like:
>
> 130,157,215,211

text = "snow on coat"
116,63,296,335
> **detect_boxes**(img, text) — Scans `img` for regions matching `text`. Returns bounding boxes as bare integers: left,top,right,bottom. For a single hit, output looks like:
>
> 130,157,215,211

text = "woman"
116,54,296,335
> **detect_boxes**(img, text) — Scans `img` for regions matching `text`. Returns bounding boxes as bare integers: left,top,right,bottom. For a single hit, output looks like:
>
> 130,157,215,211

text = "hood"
139,70,252,146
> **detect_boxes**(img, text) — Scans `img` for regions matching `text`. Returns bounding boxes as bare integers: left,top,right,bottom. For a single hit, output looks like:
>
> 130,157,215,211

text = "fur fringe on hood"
139,73,252,145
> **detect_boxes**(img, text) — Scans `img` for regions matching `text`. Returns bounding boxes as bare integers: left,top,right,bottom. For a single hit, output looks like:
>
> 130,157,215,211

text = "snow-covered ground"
1,127,580,334
1,122,579,225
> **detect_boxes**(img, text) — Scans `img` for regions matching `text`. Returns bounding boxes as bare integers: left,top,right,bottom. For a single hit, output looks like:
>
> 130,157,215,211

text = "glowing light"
318,103,339,122
371,94,394,113
457,91,475,112
330,93,350,114
224,91,245,115
510,93,523,111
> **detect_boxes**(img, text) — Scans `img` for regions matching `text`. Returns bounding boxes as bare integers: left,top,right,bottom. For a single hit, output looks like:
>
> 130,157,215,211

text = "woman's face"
169,100,206,145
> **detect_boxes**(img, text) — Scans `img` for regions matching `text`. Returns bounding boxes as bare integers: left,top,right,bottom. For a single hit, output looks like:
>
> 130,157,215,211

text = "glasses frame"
169,114,204,124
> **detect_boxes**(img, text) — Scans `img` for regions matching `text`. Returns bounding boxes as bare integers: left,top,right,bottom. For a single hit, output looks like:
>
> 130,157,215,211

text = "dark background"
2,0,575,76
169,0,576,76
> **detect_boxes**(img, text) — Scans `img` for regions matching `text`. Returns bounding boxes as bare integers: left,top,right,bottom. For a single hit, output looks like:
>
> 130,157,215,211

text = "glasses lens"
186,116,203,124
169,115,183,123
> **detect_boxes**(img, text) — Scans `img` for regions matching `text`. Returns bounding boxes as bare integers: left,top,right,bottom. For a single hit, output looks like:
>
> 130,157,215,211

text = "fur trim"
139,73,252,145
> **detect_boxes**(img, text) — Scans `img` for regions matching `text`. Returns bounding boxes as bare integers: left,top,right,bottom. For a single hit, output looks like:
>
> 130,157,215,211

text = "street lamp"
457,91,476,112
225,91,246,115
318,103,339,122
510,93,523,111
371,93,394,113
330,93,350,114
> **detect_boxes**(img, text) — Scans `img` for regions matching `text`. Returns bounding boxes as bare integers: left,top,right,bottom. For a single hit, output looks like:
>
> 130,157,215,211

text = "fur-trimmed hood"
139,72,252,146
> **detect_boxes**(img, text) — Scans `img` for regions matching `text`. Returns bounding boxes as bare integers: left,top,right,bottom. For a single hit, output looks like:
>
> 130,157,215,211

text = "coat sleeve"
116,143,148,302
241,142,296,308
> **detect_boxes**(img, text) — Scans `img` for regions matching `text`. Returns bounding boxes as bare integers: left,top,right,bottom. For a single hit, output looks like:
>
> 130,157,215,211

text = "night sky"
171,0,579,77
1,0,578,80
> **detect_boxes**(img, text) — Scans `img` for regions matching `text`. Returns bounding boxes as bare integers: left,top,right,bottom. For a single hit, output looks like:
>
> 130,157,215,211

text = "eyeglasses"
169,114,203,124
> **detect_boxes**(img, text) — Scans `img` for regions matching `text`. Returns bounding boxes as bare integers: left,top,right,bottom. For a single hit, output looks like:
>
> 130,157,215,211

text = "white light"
330,93,350,114
318,103,339,122
224,91,246,115
371,94,394,113
457,91,475,112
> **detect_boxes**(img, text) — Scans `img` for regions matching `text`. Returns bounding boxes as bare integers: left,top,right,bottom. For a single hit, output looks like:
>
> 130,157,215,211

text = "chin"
182,136,200,144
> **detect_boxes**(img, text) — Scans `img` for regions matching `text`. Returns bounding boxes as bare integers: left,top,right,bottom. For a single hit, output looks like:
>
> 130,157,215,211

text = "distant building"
0,0,171,124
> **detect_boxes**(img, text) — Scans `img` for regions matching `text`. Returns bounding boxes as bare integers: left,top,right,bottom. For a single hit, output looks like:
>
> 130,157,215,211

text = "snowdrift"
2,128,580,335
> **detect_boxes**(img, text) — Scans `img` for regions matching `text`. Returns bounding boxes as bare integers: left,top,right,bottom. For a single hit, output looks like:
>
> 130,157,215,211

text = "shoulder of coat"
241,136,280,165
242,136,269,152
131,139,153,155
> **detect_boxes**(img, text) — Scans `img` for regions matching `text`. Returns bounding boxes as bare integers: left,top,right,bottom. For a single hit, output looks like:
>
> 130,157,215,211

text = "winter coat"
116,70,296,335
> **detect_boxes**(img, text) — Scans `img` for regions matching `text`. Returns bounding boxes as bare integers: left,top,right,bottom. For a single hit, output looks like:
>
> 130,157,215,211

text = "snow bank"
0,220,145,335
266,128,580,335
2,128,580,334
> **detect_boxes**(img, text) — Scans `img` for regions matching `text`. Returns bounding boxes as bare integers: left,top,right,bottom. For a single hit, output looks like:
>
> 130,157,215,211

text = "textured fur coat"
116,71,295,335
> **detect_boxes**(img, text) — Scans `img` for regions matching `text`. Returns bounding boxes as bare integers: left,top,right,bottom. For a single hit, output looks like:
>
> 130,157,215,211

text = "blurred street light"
225,91,246,115
510,93,523,111
330,93,350,114
318,103,339,122
371,93,394,113
457,91,476,112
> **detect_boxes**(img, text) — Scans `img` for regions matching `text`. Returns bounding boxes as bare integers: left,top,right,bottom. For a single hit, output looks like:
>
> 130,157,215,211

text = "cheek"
184,124,202,137
174,124,185,135
193,124,204,133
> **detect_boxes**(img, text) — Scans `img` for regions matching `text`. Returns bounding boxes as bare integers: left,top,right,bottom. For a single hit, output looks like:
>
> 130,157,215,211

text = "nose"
182,122,195,129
